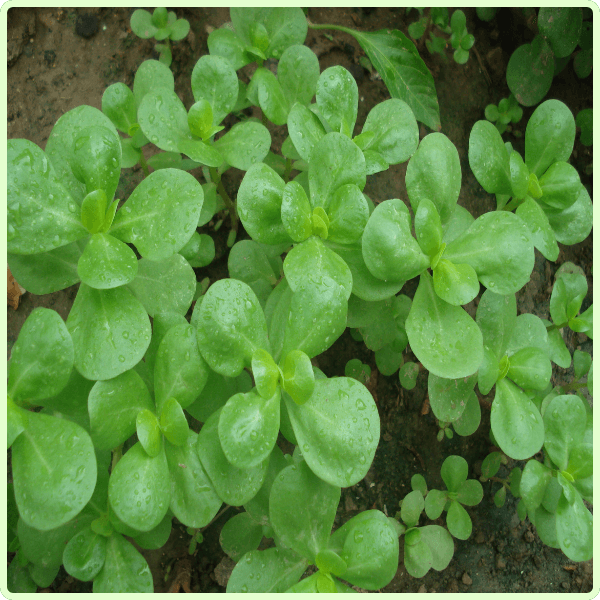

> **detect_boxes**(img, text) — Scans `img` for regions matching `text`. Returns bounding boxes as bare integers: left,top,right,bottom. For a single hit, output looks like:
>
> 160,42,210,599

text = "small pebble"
496,555,506,570
462,573,472,586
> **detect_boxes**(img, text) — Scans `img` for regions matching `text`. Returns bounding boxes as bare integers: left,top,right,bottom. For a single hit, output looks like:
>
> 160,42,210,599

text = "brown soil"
6,6,593,594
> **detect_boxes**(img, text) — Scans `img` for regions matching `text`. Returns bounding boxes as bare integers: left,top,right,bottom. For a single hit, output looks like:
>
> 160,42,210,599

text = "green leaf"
538,7,582,58
281,276,348,359
159,398,189,447
88,369,154,450
7,139,89,255
136,409,162,458
491,378,545,460
281,349,315,405
330,510,399,590
93,534,153,593
457,479,484,506
63,528,107,581
414,198,443,257
403,532,433,578
427,373,476,423
227,547,308,593
270,460,340,561
130,8,156,38
509,150,530,198
399,361,419,390
191,54,238,125
446,500,472,539
281,180,313,242
507,347,552,391
133,513,172,550
220,512,263,562
12,412,97,531
419,525,454,571
405,272,483,379
164,431,222,528
556,492,592,561
70,126,121,201
8,308,73,403
278,44,320,107
316,66,358,136
433,259,479,306
334,27,440,130
538,161,581,212
132,60,174,110
451,391,481,436
110,169,203,261
507,35,554,107
543,394,587,471
7,242,83,295
401,490,425,528
525,99,576,178
178,138,224,168
440,455,468,492
218,387,280,469
309,132,366,211
515,196,559,261
520,460,552,511
284,236,352,299
207,27,252,71
444,211,534,294
249,67,289,125
287,102,327,163
256,8,308,59
77,233,138,290
213,121,271,171
197,409,269,505
327,184,370,244
109,442,170,532
468,120,512,195
237,163,292,245
66,284,151,381
362,198,429,282
196,278,270,377
284,377,379,487
80,189,108,234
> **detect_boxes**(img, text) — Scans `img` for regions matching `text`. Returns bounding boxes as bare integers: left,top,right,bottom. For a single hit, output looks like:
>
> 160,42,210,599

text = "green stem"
209,167,238,234
139,152,150,178
111,443,124,472
502,196,525,212
561,381,587,393
284,157,293,184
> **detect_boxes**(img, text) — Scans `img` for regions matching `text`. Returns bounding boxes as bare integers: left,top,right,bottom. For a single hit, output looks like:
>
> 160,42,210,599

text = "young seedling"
484,94,523,134
130,8,190,67
449,10,475,64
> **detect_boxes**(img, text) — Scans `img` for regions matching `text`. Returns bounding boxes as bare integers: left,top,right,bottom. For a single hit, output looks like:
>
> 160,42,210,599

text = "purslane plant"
6,6,593,593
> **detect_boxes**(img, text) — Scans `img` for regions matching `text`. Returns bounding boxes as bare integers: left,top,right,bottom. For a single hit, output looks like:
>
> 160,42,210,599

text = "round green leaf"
164,431,222,529
8,308,73,403
196,278,270,377
12,412,97,531
316,66,358,136
287,102,326,163
525,99,576,178
401,490,425,528
237,162,291,245
108,442,170,532
507,36,554,107
468,120,512,195
281,180,313,242
207,27,251,71
403,535,433,578
213,121,271,171
153,323,209,413
110,168,203,261
433,259,479,306
446,500,472,539
249,67,289,126
407,132,462,224
284,377,380,487
515,196,559,261
418,525,454,571
220,512,263,562
405,272,483,379
451,391,481,436
520,459,552,511
327,184,370,244
67,284,151,381
362,98,419,165
136,409,162,458
278,44,320,107
270,460,340,561
7,139,89,255
218,388,280,469
507,346,552,391
309,132,366,211
93,534,153,593
538,7,582,58
196,409,269,506
362,198,429,282
491,378,545,460
102,82,137,133
556,492,593,561
427,373,476,423
546,185,592,246
63,528,107,581
77,233,138,289
159,398,189,447
444,211,534,295
88,369,154,450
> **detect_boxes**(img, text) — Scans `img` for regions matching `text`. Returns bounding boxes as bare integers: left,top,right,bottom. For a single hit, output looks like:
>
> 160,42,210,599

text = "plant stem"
284,157,293,184
139,152,150,177
209,167,238,234
502,196,525,212
111,443,123,472
201,504,231,532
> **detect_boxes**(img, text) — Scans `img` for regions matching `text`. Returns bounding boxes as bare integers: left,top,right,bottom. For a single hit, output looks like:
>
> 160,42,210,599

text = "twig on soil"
167,558,192,593
398,441,426,472
472,45,492,88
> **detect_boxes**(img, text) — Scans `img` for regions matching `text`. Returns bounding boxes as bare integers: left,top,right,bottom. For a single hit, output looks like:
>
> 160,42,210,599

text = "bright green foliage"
6,6,593,593
130,8,190,66
485,94,523,134
449,10,475,64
